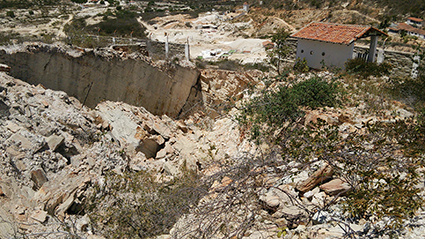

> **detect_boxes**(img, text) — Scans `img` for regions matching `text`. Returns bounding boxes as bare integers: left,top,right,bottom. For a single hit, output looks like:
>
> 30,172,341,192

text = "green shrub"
345,58,392,78
237,75,341,143
88,169,208,238
6,10,15,18
93,17,146,38
291,77,341,109
237,70,424,233
293,58,309,73
278,120,425,232
340,120,425,230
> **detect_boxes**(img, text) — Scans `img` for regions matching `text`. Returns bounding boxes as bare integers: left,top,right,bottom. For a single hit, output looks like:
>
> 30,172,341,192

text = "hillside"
0,41,425,238
0,0,425,238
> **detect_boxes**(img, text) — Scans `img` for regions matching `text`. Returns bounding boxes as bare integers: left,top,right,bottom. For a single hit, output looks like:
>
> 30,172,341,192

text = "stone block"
319,178,351,196
46,135,65,151
30,169,48,189
296,164,333,193
30,209,48,223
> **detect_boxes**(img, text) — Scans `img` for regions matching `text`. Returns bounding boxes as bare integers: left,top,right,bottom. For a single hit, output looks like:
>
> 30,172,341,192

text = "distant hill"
0,0,69,8
250,0,425,21
373,0,425,18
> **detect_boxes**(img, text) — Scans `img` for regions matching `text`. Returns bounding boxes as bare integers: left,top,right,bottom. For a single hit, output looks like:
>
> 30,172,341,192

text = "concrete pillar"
411,55,420,79
185,38,190,61
165,35,169,59
377,49,384,64
367,35,378,62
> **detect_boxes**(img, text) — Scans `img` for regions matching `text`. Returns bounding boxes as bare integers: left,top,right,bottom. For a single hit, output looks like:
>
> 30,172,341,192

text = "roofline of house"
393,23,425,36
290,22,388,45
407,17,424,22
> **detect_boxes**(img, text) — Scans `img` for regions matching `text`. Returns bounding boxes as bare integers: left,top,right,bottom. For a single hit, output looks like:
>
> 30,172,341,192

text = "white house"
406,17,425,28
388,22,425,40
291,22,387,69
243,2,249,12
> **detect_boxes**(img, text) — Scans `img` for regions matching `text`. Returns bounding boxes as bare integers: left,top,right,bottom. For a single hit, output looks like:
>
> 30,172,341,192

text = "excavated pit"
0,44,200,118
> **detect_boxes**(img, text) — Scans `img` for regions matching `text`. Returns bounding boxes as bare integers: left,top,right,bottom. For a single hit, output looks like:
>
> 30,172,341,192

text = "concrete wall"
295,39,354,69
0,44,200,118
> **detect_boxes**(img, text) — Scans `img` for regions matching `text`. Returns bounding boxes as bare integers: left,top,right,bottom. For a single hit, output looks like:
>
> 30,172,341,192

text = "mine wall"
0,44,200,118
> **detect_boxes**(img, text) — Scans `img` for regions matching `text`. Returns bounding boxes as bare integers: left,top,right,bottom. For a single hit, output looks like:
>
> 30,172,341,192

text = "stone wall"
354,46,416,78
0,44,200,117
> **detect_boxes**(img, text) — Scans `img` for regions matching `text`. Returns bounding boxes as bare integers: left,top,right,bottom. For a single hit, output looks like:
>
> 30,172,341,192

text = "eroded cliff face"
0,43,200,118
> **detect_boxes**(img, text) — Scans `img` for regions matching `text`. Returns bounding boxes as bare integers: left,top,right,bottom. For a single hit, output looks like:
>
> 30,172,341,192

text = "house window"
310,51,313,55
322,52,325,56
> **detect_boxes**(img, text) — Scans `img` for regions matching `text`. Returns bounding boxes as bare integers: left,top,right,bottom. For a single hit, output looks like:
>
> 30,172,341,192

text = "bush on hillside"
88,169,208,238
237,75,341,143
345,58,392,78
6,10,15,18
237,72,424,234
91,17,146,38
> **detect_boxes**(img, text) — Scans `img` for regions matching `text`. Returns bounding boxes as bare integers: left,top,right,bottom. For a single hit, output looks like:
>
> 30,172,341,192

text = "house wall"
407,19,424,28
406,31,425,40
285,38,419,78
295,39,354,69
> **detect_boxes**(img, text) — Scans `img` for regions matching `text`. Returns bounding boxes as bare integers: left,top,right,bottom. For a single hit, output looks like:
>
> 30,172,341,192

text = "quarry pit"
0,43,200,118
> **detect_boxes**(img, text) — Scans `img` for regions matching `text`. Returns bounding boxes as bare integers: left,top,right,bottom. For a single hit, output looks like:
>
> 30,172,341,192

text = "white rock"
46,134,64,151
30,209,47,223
304,187,320,199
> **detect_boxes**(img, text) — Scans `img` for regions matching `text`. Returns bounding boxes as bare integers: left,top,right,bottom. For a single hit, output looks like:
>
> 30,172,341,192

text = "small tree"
268,28,291,75
6,11,15,18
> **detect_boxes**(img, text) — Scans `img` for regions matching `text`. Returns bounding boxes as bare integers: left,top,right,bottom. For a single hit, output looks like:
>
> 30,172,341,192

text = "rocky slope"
0,63,261,238
0,58,424,238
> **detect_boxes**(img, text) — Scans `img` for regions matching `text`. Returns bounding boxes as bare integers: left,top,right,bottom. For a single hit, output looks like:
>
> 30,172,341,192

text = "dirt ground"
0,4,422,62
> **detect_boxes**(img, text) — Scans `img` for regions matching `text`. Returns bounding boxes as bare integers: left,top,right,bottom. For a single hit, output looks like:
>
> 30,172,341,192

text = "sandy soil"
140,12,277,62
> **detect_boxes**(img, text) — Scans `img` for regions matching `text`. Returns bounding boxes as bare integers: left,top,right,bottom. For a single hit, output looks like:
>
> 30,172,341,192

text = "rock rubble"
0,63,423,239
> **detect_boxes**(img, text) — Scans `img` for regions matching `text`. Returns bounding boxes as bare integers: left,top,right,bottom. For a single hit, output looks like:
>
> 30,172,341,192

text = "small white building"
389,22,425,40
291,22,387,69
406,17,425,28
243,2,249,12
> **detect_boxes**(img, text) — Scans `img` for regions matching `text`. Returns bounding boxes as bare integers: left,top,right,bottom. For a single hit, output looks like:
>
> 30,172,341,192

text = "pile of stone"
0,64,424,239
0,68,258,238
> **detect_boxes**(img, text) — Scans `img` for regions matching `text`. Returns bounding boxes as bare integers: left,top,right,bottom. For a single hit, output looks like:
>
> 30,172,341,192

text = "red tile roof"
291,22,387,45
408,17,424,23
391,22,425,36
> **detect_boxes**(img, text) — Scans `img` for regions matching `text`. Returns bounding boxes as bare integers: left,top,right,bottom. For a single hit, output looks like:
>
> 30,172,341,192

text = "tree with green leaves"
268,28,291,75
